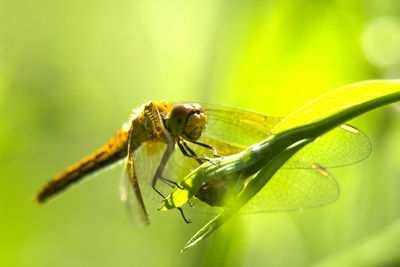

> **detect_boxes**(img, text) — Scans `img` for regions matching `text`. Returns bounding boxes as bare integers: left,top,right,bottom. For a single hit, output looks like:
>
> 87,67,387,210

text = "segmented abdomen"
36,124,131,203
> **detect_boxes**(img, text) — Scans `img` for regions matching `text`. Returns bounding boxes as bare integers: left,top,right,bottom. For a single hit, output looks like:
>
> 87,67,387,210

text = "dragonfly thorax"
166,103,207,141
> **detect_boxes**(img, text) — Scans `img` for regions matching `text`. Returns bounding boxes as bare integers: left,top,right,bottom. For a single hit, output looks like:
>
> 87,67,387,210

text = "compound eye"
168,104,193,136
171,104,192,121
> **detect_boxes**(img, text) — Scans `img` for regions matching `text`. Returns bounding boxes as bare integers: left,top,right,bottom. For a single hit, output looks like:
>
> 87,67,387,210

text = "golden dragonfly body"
37,101,212,224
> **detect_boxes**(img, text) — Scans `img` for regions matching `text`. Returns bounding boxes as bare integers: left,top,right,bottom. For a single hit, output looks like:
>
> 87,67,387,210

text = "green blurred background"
1,0,400,266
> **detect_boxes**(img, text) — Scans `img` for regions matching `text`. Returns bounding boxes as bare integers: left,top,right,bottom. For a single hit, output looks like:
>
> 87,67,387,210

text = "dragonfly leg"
160,176,183,189
178,140,215,165
177,140,204,164
177,207,192,224
190,140,221,158
183,141,216,166
152,138,193,223
152,184,167,198
152,138,175,199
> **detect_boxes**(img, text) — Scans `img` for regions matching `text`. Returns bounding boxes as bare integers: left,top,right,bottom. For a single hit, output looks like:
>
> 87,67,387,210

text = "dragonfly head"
167,103,207,141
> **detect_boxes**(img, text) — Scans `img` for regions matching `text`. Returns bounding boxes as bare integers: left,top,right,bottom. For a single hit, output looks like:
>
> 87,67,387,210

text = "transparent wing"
243,165,339,212
200,104,371,168
200,104,282,155
284,125,371,169
120,158,150,226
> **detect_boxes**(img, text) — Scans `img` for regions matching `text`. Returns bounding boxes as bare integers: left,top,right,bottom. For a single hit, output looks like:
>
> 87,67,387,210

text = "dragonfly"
36,101,371,224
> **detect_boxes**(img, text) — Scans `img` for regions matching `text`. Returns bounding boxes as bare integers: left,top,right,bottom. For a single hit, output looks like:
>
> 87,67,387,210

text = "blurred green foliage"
1,0,400,266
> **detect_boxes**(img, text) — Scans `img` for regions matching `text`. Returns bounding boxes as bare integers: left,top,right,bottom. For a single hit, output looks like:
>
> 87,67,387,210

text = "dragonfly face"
166,103,207,141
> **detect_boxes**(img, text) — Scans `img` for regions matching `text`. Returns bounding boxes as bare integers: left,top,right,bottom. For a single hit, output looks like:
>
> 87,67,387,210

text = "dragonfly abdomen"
36,124,131,203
